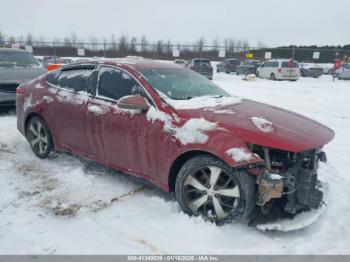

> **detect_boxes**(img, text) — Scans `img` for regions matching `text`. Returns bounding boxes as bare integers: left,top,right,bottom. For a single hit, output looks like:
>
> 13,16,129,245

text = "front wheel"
26,116,53,158
175,155,257,224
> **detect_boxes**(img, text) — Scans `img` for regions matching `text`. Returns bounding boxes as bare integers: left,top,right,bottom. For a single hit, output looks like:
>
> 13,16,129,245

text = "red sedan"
16,59,334,224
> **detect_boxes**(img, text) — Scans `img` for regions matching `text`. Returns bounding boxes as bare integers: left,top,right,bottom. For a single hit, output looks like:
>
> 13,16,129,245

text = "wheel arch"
168,150,220,192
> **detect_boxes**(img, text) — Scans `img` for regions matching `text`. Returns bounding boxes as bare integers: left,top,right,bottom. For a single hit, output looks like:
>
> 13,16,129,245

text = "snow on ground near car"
0,74,350,254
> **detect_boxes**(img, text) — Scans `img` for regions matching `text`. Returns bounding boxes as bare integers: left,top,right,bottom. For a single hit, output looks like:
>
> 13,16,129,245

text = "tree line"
0,30,349,63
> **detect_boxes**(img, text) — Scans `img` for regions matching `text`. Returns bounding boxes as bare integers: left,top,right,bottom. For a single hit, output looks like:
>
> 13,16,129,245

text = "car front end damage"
245,145,327,229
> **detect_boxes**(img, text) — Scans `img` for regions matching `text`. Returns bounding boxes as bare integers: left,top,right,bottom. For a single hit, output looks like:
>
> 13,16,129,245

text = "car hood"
0,67,47,83
176,99,335,152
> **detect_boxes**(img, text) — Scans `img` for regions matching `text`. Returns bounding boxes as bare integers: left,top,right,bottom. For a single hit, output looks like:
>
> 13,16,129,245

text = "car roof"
0,47,30,53
62,58,184,70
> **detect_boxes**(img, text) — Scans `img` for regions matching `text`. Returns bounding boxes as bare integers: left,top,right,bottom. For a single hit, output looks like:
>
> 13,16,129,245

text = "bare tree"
110,34,117,50
165,39,172,54
71,32,78,48
26,33,34,45
257,41,266,49
156,40,164,55
129,37,138,52
9,36,16,44
212,37,220,51
0,31,4,44
89,36,99,52
242,39,250,52
119,34,129,54
236,39,242,53
63,36,72,47
196,37,205,53
228,38,236,53
140,35,149,52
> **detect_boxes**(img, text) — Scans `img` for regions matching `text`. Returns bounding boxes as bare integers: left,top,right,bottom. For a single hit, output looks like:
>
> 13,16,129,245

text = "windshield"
140,68,229,100
0,51,40,68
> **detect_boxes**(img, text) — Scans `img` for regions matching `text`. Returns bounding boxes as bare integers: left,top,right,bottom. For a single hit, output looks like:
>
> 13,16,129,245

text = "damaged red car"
16,59,334,226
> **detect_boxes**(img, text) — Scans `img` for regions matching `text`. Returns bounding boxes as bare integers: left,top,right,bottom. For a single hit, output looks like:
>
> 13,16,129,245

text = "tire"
26,116,53,159
175,155,257,224
270,73,276,80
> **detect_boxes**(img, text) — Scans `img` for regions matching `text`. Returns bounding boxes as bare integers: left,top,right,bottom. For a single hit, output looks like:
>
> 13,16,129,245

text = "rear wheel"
26,116,53,158
175,155,257,224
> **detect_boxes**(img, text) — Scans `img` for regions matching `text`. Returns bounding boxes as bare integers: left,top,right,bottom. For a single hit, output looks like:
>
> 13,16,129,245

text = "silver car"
0,48,47,107
335,64,350,80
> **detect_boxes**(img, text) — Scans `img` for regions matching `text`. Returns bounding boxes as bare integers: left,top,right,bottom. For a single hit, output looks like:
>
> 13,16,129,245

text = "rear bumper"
277,75,300,80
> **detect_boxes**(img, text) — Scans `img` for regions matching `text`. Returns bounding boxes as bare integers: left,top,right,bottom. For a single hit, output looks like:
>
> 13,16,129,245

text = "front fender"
176,129,263,168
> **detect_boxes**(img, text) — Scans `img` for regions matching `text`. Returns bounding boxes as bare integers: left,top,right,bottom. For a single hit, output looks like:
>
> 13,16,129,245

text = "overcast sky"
1,0,349,47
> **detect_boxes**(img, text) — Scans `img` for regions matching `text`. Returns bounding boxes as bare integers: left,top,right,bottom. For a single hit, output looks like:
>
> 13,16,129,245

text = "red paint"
16,60,335,192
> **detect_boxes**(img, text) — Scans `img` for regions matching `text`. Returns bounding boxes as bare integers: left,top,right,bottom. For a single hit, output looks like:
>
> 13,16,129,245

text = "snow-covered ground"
0,72,350,254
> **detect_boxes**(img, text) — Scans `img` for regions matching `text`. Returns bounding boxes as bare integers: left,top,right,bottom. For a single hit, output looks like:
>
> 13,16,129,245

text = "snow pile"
146,106,173,132
42,96,54,104
146,107,218,145
225,147,254,162
87,104,108,115
244,74,256,81
174,118,219,145
23,93,33,112
250,116,274,133
165,95,242,110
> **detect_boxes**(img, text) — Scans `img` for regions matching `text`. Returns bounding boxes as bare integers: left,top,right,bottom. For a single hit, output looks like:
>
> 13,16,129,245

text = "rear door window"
97,66,139,100
57,69,93,93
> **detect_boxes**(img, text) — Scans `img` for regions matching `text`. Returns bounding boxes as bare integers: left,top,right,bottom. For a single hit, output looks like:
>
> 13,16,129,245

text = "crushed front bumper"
255,181,327,232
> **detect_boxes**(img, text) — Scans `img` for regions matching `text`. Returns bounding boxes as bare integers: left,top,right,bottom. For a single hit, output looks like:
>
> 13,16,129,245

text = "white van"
257,59,300,81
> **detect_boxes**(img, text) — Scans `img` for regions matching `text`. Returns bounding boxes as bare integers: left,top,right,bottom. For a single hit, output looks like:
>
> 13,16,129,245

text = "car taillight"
16,87,25,94
278,68,282,73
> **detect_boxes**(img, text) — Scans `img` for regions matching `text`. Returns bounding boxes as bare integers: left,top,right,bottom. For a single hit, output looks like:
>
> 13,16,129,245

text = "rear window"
0,51,40,68
228,60,240,65
193,59,210,65
281,61,299,68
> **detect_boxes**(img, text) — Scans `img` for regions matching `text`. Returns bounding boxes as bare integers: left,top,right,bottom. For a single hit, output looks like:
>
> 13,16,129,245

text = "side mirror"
118,94,150,111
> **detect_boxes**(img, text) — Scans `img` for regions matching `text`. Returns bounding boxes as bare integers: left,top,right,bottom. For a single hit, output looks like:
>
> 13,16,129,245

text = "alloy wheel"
27,119,49,156
183,166,240,221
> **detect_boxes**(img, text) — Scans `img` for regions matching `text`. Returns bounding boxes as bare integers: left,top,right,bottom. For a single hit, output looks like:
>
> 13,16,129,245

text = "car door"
85,65,159,179
46,65,95,156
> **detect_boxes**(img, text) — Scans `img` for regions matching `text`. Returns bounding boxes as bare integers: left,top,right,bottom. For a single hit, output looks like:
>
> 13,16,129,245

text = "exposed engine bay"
247,144,327,223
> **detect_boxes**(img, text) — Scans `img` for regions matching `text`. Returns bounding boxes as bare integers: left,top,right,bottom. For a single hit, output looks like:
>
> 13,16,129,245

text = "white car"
257,59,300,81
334,64,350,80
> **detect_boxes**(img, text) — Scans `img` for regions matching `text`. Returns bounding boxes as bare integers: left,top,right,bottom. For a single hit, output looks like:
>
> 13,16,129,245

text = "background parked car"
257,59,300,81
334,64,350,80
43,57,73,68
216,59,241,73
189,58,213,79
236,60,261,75
0,48,47,107
299,63,323,78
174,59,187,67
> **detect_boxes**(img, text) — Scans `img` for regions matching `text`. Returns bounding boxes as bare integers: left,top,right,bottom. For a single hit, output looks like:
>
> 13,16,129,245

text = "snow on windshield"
163,95,242,110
